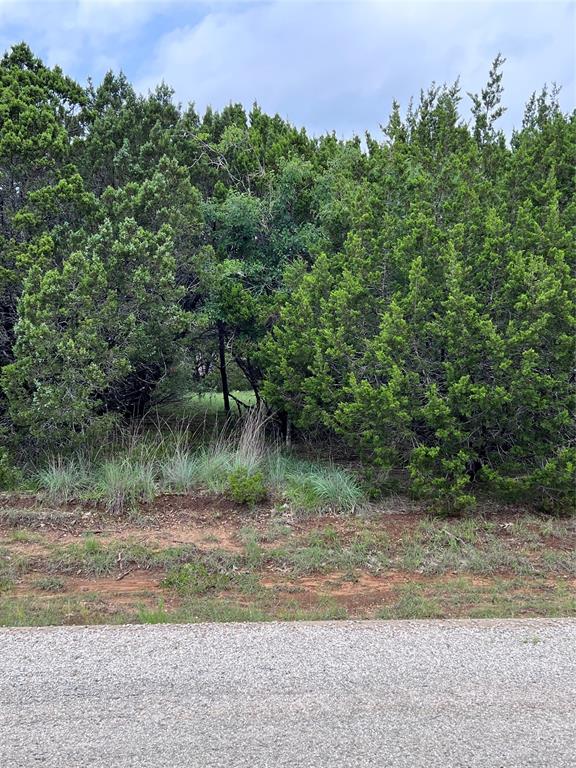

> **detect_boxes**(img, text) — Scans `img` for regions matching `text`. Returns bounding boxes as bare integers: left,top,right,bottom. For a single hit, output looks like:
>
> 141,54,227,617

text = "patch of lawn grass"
0,545,30,590
378,577,576,620
540,549,576,575
161,547,262,597
46,538,206,576
276,598,349,622
378,586,443,620
136,597,269,625
179,390,257,419
466,580,576,619
6,529,42,543
32,576,66,592
400,518,534,575
507,516,575,542
0,595,125,626
162,561,233,595
136,594,349,625
268,526,390,575
398,516,576,577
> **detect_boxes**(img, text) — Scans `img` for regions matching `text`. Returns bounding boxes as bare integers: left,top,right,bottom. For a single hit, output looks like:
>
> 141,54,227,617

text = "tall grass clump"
32,410,365,515
191,406,271,494
285,465,365,513
37,457,89,504
159,447,200,492
93,457,156,514
267,455,365,513
235,405,269,469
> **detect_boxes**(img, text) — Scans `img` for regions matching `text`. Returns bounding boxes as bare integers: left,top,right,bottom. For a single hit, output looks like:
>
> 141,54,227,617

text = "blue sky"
0,0,574,137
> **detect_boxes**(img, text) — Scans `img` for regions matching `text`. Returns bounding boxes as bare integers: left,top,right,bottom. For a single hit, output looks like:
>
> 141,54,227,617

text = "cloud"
136,1,575,136
0,0,179,76
0,1,573,136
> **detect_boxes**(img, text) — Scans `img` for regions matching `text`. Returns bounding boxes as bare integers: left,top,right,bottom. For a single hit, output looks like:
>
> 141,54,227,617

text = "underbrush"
29,408,366,515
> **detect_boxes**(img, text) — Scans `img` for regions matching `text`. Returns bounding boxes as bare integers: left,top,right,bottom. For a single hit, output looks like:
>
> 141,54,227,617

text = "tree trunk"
217,321,231,414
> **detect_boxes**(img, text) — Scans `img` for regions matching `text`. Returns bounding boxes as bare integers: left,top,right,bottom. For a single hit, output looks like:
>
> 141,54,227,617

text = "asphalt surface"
1,619,575,767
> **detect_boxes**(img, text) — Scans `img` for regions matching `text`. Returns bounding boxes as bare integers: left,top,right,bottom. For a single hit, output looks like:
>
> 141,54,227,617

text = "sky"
0,0,574,138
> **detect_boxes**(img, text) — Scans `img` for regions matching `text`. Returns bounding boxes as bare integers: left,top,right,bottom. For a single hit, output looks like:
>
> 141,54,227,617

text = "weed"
0,596,117,626
136,601,171,624
37,458,89,504
276,599,349,622
7,529,41,543
0,507,75,528
400,519,532,575
32,576,66,592
240,531,266,568
540,549,576,575
48,538,190,576
279,460,365,514
93,458,156,514
399,517,576,576
159,448,200,492
162,561,232,595
227,466,267,506
261,520,293,542
181,598,269,623
270,527,389,574
378,586,442,620
378,577,576,620
138,596,269,624
0,545,28,590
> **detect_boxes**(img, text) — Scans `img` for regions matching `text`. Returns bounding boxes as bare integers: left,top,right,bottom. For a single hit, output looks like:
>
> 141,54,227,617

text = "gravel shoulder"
2,618,576,767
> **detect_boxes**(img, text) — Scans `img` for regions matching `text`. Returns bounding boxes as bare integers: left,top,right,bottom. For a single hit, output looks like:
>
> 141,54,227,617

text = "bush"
482,447,576,515
227,466,267,506
0,448,21,491
262,72,575,514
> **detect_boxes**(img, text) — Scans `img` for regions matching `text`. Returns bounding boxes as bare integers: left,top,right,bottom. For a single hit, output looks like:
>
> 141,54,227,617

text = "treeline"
0,44,574,511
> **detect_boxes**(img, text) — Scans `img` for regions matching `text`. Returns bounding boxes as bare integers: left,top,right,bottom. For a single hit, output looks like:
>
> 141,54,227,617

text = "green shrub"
488,448,576,516
261,65,575,513
0,448,21,491
227,466,267,506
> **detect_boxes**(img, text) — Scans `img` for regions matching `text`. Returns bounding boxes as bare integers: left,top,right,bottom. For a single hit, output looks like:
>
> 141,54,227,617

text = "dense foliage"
0,45,574,510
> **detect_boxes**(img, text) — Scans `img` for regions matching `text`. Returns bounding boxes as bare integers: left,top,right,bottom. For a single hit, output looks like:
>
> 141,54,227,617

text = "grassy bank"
0,496,574,626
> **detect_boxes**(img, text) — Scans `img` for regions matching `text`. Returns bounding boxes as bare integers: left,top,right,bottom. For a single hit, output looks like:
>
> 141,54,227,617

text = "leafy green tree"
2,220,185,445
0,43,86,367
1,43,573,512
264,75,575,511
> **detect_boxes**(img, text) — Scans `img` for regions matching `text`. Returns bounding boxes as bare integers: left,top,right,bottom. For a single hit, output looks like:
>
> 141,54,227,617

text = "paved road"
1,619,575,767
